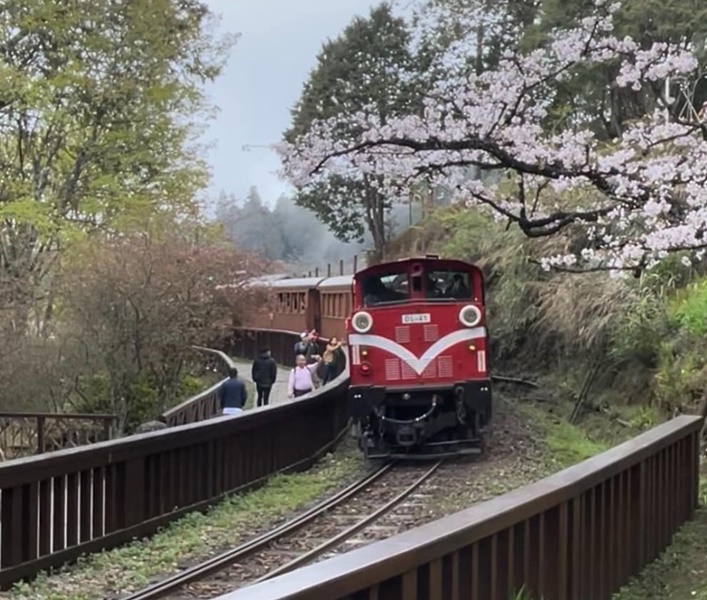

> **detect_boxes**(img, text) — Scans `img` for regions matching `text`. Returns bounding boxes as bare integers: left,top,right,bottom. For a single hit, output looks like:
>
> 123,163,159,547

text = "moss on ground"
528,405,610,468
5,441,365,600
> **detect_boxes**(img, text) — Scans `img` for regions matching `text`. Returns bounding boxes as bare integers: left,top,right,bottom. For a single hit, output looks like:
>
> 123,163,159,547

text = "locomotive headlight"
351,311,373,333
458,305,482,327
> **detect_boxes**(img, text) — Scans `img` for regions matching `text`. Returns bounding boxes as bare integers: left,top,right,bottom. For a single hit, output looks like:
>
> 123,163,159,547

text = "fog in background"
215,188,427,273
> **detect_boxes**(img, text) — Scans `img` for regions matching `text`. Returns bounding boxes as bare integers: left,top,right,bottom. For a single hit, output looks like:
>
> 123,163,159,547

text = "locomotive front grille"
385,358,401,380
395,326,410,343
437,355,453,378
384,356,453,381
401,360,417,380
423,324,439,342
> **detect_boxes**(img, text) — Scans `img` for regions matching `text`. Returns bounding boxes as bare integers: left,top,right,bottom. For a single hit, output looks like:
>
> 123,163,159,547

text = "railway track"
122,459,443,600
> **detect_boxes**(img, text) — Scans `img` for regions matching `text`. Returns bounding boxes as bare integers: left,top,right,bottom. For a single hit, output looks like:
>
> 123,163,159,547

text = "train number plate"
401,313,431,324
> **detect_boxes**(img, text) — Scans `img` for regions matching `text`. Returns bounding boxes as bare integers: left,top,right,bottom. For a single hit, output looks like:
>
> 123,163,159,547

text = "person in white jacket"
287,353,321,398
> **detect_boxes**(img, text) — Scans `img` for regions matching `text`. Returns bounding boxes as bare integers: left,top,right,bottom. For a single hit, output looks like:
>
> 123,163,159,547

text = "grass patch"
512,587,545,600
669,278,707,336
7,443,364,600
545,418,608,467
518,399,609,469
612,478,707,599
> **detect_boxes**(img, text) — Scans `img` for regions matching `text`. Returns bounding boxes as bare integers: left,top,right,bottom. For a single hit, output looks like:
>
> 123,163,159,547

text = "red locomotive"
242,255,492,460
346,257,491,459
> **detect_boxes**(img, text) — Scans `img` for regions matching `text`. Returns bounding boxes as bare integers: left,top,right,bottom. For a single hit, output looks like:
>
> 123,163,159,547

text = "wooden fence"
0,412,116,460
218,415,703,600
0,330,350,590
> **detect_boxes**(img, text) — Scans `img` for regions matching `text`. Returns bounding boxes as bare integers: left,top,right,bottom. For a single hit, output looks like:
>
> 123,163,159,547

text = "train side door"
308,288,321,332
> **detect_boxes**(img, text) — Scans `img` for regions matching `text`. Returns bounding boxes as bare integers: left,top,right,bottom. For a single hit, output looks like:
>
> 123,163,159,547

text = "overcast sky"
201,0,380,207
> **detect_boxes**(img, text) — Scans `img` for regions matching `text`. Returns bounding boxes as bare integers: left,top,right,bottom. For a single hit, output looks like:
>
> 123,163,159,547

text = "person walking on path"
251,347,278,407
287,353,322,398
321,336,343,385
219,367,247,415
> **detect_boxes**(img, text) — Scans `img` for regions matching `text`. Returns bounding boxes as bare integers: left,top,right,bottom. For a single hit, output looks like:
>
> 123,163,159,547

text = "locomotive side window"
361,271,409,306
425,270,472,299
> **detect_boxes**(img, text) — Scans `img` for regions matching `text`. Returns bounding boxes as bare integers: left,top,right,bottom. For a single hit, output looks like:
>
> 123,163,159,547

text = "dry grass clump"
531,272,636,352
418,207,618,361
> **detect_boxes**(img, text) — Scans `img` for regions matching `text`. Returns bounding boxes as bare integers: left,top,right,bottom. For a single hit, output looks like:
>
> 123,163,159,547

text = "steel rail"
121,461,396,600
252,459,444,583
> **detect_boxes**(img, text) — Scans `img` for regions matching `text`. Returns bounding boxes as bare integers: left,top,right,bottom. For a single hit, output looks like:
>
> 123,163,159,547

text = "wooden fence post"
36,416,45,454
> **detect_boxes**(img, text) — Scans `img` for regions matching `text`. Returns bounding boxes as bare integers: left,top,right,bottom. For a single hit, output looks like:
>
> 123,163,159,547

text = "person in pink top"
287,353,322,398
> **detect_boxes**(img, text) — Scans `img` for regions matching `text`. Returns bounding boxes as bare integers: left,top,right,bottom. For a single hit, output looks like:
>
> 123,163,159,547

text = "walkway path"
232,358,292,407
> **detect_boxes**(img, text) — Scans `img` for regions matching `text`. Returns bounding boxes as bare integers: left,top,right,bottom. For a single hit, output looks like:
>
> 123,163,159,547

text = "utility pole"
664,76,675,125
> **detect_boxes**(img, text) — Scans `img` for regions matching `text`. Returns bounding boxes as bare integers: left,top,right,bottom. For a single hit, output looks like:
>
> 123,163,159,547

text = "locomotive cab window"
425,270,472,299
361,271,409,306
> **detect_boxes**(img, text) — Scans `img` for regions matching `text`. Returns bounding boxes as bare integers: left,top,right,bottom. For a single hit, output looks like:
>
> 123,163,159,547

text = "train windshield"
360,266,474,306
361,271,409,306
424,269,472,300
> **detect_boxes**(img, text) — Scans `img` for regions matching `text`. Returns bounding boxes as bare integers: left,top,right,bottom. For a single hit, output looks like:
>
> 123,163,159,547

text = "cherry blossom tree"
278,0,707,273
407,0,707,138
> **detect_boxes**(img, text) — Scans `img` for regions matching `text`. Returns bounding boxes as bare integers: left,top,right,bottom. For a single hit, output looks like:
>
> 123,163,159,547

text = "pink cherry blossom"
277,0,707,273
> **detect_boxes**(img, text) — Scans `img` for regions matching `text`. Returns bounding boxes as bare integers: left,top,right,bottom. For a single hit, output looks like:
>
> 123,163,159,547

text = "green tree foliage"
0,0,235,333
284,3,420,259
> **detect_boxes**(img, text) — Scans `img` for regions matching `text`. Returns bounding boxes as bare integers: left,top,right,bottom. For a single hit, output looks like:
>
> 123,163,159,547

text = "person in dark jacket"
294,332,314,364
251,348,278,407
219,367,247,416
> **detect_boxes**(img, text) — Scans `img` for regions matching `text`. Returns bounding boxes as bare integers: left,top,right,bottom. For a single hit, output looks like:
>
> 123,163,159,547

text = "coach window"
361,271,409,306
426,270,472,299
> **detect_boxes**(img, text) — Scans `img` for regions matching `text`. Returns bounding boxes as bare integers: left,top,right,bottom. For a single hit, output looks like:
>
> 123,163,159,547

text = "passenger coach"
242,273,353,341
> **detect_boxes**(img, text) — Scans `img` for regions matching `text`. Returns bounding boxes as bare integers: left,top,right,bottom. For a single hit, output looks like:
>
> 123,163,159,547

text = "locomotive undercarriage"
349,381,492,461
